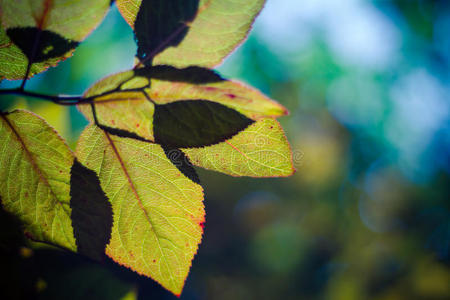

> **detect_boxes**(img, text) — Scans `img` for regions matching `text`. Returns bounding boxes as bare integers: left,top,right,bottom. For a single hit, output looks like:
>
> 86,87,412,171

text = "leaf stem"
0,88,85,105
0,85,149,106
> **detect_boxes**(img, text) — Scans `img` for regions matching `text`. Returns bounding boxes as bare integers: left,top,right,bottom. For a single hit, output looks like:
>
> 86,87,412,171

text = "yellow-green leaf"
147,73,287,119
183,118,295,177
0,110,76,250
76,125,205,296
131,0,200,66
78,69,286,142
79,71,155,140
0,0,110,79
116,0,265,68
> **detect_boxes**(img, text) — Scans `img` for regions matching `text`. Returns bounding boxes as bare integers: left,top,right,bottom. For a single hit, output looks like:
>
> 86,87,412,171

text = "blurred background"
0,0,449,299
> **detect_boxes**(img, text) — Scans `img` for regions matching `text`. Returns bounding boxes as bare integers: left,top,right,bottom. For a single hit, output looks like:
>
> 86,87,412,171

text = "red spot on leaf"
111,120,116,125
205,87,217,92
136,123,140,128
199,222,205,229
226,93,236,99
153,259,156,263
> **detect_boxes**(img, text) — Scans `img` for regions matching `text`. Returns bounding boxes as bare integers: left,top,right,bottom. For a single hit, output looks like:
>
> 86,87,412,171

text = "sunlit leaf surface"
78,68,286,143
133,0,200,66
183,118,295,177
76,125,205,296
116,0,265,67
0,110,76,250
0,0,110,79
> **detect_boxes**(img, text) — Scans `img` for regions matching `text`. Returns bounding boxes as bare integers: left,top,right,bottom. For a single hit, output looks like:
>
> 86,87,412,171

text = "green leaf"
79,70,155,140
135,64,225,84
183,118,295,177
0,0,110,79
76,125,205,296
6,28,79,63
153,100,253,148
116,0,266,67
133,0,200,66
78,68,287,143
145,68,288,118
0,110,76,251
161,147,200,184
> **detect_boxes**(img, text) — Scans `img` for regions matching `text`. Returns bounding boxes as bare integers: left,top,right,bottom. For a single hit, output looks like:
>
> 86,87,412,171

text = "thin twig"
0,84,149,107
0,88,85,105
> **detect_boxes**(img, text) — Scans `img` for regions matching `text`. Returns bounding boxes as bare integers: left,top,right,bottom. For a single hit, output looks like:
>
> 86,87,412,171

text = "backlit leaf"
0,0,110,79
76,125,205,296
183,118,295,177
0,110,75,250
78,68,286,143
135,64,225,84
79,70,155,140
133,0,200,66
116,0,265,67
145,67,288,119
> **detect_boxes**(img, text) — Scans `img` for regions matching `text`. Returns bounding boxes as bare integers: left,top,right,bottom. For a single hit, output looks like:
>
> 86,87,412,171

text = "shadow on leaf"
134,0,200,66
154,100,254,148
162,146,200,184
70,159,113,262
6,27,79,63
135,65,224,84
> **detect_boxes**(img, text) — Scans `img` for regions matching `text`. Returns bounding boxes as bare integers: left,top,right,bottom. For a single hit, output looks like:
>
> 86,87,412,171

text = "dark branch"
0,84,150,106
0,88,86,105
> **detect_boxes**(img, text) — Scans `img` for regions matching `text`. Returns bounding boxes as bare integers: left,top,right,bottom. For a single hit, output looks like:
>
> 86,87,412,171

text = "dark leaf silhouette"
134,0,200,66
135,65,224,84
116,0,266,68
162,146,200,184
6,28,79,63
70,159,113,262
153,100,254,148
96,122,153,143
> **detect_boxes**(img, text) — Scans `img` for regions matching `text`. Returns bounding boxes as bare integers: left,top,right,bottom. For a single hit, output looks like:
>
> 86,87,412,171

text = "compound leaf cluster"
0,0,294,295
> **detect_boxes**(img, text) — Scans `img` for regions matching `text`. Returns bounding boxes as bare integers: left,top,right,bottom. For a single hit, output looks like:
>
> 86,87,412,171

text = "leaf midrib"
0,114,69,213
102,130,177,289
